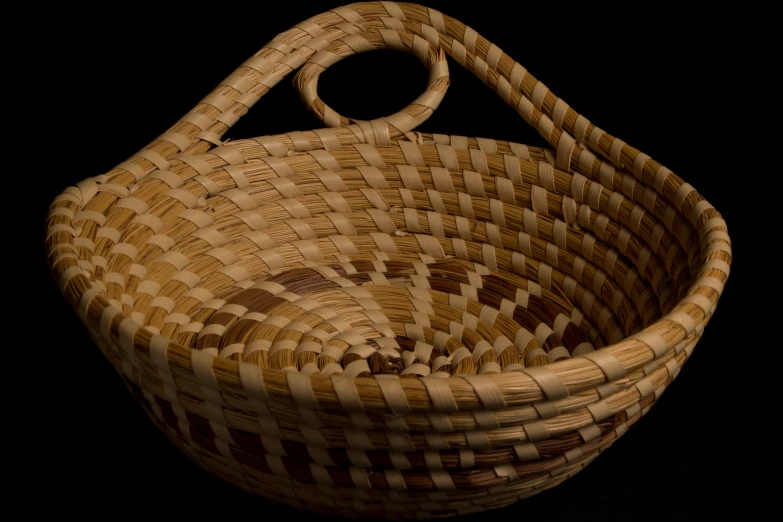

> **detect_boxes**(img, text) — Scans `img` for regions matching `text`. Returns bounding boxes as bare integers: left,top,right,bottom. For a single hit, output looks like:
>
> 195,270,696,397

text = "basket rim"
47,159,730,412
45,1,732,413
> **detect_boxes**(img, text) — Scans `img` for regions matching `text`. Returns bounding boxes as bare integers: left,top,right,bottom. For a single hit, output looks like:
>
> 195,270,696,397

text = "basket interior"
84,132,692,379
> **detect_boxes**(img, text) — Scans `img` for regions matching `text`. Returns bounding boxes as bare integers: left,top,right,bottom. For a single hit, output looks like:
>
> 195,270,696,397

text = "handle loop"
293,29,449,145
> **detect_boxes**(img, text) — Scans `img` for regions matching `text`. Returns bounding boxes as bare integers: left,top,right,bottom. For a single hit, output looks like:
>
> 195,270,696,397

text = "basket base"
101,324,673,519
155,418,585,519
132,396,604,518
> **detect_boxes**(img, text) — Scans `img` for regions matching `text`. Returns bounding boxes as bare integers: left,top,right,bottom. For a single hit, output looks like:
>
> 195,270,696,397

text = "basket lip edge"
44,166,732,407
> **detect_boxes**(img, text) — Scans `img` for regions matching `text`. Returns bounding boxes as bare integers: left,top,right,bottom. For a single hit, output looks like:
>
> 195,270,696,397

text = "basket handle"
130,2,634,178
292,29,450,144
140,17,452,160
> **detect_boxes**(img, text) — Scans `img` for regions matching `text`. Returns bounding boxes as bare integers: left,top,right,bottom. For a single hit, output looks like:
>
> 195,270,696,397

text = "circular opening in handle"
294,29,449,141
317,50,428,122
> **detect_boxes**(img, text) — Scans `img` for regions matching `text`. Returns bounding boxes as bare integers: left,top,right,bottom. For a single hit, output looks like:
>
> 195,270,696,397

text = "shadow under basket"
46,2,731,518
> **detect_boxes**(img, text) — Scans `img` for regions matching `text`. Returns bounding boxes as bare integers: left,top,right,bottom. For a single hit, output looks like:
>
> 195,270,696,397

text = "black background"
31,2,758,520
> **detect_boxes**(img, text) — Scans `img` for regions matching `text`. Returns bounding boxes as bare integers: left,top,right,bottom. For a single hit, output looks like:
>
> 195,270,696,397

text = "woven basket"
46,2,731,518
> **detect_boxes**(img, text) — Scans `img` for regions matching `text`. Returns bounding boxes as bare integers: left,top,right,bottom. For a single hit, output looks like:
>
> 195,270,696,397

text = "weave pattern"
46,2,731,518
